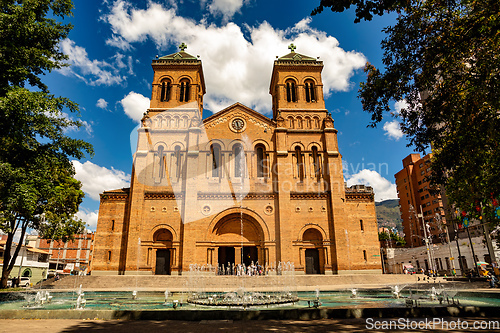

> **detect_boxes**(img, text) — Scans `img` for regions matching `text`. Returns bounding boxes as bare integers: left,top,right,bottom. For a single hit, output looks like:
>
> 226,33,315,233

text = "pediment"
203,103,275,130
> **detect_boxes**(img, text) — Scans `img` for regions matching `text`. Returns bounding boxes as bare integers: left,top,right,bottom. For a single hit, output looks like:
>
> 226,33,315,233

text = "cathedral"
92,44,382,275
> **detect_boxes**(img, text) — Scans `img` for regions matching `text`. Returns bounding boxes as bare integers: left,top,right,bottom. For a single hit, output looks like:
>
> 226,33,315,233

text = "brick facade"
395,153,447,247
92,46,382,275
37,232,94,275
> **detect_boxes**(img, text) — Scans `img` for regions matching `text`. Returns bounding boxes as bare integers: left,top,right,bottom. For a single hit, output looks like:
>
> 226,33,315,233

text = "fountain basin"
0,289,498,320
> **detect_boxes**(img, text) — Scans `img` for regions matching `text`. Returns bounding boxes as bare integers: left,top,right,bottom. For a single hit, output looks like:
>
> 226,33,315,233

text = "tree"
0,0,92,288
312,0,406,22
379,231,406,247
0,0,75,94
313,0,500,225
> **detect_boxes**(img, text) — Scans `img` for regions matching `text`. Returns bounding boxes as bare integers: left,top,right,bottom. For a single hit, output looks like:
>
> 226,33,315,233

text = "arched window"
179,79,190,102
174,145,181,178
295,146,304,181
158,146,166,180
313,117,320,129
255,145,267,177
311,146,321,179
305,117,311,129
160,79,172,101
285,79,297,102
297,117,303,129
233,144,244,178
305,80,316,102
288,116,294,129
210,144,221,177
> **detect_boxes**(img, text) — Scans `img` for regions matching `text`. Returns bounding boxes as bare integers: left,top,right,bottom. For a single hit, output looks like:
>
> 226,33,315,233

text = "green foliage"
0,0,74,93
0,0,92,288
378,231,390,241
312,0,406,22
313,0,500,225
379,231,406,246
0,87,93,284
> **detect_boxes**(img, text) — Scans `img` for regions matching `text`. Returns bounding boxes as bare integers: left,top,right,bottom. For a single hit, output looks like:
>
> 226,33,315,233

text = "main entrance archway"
211,212,265,270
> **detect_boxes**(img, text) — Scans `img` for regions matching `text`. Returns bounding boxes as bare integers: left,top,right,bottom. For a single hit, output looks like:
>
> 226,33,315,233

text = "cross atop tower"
179,42,187,51
288,43,296,53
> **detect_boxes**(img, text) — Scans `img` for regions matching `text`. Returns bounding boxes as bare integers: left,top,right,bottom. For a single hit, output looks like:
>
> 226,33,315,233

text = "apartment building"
36,232,94,276
395,154,447,247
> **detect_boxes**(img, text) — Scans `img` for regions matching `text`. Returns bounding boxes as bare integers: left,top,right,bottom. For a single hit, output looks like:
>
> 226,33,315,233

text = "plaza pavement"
2,317,500,332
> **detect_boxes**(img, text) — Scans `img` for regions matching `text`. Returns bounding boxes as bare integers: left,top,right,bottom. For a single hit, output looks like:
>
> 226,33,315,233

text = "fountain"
75,284,86,310
1,280,500,321
164,290,169,304
34,290,52,305
185,262,299,308
307,288,322,308
391,285,406,299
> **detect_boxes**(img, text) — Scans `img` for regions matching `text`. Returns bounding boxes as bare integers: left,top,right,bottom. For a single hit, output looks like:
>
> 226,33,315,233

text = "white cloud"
346,169,398,202
80,120,93,135
102,2,366,114
60,111,93,135
96,98,108,109
105,34,134,51
58,39,125,86
120,91,151,122
382,100,407,140
208,0,246,21
394,100,409,114
76,210,99,230
72,160,130,201
383,120,404,140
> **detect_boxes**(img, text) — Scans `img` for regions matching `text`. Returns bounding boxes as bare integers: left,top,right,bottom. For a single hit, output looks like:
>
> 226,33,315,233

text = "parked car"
6,277,31,288
19,277,31,287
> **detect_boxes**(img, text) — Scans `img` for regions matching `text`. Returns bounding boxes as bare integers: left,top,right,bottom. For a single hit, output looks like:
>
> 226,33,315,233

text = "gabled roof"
102,188,130,194
203,102,275,127
277,52,317,62
158,51,198,61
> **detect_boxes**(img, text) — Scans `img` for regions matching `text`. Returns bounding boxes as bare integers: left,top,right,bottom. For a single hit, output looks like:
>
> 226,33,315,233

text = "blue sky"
42,0,417,230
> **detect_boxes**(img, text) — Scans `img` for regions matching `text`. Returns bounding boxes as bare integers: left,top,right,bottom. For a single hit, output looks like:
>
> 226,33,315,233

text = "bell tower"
149,43,206,116
269,44,326,122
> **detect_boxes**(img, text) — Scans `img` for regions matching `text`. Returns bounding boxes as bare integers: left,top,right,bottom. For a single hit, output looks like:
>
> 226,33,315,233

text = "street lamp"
419,205,436,275
434,213,457,276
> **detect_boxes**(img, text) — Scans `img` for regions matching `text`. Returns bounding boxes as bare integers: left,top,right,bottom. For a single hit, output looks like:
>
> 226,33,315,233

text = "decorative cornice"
273,61,323,68
100,188,130,201
144,192,182,200
290,192,328,200
100,193,128,201
345,192,374,202
197,192,275,200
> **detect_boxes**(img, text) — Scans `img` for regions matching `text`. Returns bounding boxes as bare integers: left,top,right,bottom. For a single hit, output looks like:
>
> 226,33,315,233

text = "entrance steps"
42,274,432,291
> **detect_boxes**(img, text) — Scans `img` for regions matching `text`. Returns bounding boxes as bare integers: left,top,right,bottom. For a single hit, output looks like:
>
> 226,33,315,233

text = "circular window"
202,205,211,215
